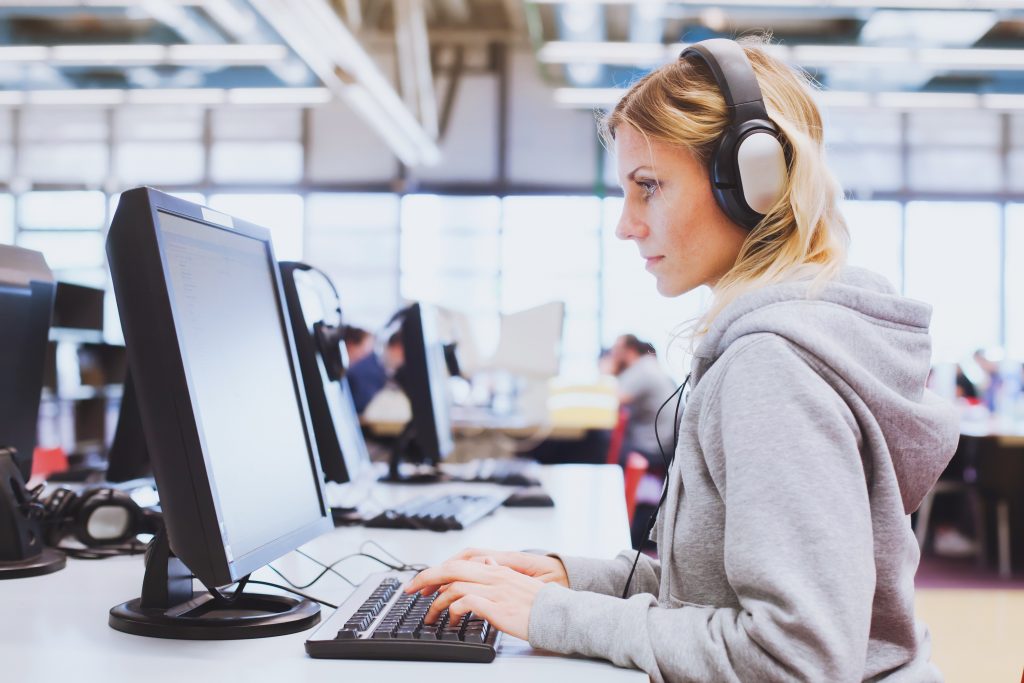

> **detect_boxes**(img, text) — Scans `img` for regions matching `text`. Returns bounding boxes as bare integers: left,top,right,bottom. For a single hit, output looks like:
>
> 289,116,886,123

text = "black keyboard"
305,571,500,662
364,493,506,531
461,458,542,487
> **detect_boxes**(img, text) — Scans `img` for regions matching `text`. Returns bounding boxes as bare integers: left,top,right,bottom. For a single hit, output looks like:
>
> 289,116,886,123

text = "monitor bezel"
107,187,331,588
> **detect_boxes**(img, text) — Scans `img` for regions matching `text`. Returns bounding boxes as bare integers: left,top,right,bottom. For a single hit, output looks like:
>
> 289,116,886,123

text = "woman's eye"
637,180,658,198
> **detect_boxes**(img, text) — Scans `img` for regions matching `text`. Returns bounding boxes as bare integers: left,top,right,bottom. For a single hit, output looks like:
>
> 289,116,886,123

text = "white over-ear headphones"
679,39,788,231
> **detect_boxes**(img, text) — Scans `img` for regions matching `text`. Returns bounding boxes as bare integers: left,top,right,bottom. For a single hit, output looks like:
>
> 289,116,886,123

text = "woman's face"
614,125,748,297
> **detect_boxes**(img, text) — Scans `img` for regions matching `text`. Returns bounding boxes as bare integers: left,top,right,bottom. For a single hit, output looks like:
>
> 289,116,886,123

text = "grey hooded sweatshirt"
527,267,959,682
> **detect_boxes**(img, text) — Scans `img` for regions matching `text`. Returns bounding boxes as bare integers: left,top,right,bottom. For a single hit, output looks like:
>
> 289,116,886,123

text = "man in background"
612,334,677,467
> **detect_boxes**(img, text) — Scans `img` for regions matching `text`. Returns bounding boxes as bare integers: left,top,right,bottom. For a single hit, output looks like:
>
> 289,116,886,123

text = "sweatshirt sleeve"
552,551,661,597
528,336,876,683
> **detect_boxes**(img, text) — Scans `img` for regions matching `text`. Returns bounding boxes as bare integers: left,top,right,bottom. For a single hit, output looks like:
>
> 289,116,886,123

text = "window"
905,202,1001,362
601,197,705,375
19,191,105,230
305,193,401,329
16,232,106,271
401,195,500,316
1005,205,1024,359
209,193,304,261
842,200,903,292
502,196,602,377
0,194,13,244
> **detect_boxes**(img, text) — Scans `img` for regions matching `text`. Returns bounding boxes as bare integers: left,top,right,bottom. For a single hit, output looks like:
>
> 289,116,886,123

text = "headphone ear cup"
710,124,786,230
72,488,142,547
735,130,787,216
313,322,349,382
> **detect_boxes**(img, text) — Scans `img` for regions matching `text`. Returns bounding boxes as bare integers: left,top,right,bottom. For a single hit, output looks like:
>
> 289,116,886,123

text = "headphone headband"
680,39,769,121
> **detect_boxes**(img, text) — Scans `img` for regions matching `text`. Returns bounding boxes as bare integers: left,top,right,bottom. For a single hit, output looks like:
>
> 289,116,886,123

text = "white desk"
0,465,646,682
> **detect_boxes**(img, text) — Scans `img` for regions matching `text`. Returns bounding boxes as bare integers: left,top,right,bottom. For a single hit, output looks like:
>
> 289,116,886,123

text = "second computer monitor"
279,261,370,486
396,302,454,468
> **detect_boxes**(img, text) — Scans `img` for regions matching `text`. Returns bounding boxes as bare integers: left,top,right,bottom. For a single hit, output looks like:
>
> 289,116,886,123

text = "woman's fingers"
404,559,499,595
447,593,498,625
422,580,496,624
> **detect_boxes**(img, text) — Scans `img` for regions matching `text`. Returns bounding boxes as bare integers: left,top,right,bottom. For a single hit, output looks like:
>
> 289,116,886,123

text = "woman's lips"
644,256,664,269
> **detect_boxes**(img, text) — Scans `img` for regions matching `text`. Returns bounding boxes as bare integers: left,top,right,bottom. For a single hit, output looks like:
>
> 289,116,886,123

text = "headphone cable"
621,373,690,599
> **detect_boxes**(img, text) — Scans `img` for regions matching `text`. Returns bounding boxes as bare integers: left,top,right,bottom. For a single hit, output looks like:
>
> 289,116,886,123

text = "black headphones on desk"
21,485,161,558
680,39,789,231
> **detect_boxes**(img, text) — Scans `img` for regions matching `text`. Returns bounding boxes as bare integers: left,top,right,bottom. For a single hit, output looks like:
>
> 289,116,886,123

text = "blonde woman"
406,37,958,682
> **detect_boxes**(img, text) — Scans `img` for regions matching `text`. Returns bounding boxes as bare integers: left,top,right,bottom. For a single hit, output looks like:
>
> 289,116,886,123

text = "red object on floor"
606,405,629,466
30,446,68,479
624,452,649,525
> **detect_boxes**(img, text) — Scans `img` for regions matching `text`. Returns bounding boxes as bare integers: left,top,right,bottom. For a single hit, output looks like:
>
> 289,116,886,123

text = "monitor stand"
384,421,445,484
108,528,320,640
0,448,66,580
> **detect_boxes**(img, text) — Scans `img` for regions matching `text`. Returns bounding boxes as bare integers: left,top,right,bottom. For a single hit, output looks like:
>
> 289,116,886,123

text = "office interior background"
0,1,1022,680
6,0,1024,377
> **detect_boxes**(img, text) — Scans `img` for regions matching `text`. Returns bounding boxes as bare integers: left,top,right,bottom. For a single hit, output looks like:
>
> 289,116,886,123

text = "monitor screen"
157,210,325,563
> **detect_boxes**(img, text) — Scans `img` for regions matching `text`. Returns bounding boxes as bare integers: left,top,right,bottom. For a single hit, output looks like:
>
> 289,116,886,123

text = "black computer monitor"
278,261,371,487
0,245,56,481
106,187,332,639
52,281,104,331
390,302,455,481
0,244,66,579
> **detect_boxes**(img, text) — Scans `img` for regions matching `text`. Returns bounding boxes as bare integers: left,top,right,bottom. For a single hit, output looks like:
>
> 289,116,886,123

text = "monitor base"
0,547,66,580
109,592,321,640
107,525,319,640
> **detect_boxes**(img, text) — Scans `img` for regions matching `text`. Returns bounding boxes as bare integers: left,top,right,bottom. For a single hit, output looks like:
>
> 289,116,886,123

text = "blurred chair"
606,405,630,466
915,437,985,566
975,437,1024,579
30,446,68,479
623,452,649,526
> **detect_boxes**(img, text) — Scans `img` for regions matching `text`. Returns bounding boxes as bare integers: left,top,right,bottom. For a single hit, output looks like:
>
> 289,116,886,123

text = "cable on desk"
359,540,428,572
247,580,338,609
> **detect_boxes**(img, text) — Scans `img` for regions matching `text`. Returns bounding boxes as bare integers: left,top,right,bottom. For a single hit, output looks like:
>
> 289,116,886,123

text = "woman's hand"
403,557,554,641
443,547,569,587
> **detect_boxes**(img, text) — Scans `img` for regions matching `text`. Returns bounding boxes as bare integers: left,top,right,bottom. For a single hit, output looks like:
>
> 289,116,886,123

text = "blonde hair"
601,36,849,343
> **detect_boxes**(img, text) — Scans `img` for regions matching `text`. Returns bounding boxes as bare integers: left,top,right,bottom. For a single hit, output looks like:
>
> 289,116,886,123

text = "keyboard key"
335,628,359,640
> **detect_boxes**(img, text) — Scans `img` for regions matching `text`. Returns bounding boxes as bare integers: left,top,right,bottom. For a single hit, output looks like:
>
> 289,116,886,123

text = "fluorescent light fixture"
552,87,624,107
226,87,332,104
814,90,872,108
0,91,25,106
875,91,979,108
980,93,1024,110
51,44,165,65
27,89,126,106
166,43,289,65
553,86,1024,111
0,47,48,62
538,41,668,66
0,43,290,67
127,88,226,105
538,40,1024,74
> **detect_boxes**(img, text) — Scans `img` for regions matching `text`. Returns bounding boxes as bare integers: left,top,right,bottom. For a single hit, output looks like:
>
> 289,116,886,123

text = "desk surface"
0,465,645,682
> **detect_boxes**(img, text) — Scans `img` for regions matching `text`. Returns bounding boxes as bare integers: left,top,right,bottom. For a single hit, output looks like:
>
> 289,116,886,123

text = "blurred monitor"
486,302,565,379
52,282,104,331
391,302,454,480
104,370,150,483
279,261,371,487
0,245,55,480
436,306,481,377
107,188,331,632
77,343,127,387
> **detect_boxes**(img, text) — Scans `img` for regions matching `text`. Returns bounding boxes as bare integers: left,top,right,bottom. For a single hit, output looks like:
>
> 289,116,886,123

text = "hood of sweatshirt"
690,266,958,514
